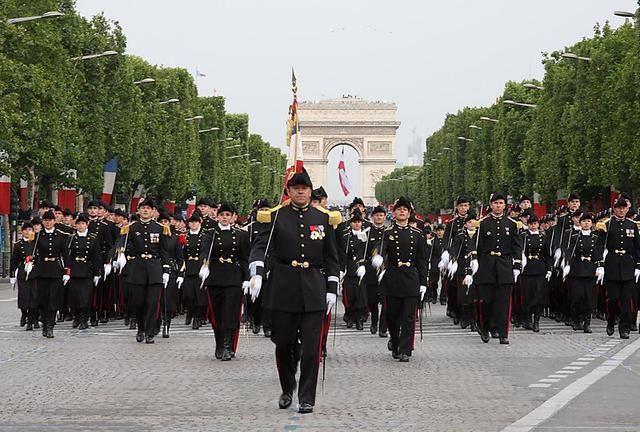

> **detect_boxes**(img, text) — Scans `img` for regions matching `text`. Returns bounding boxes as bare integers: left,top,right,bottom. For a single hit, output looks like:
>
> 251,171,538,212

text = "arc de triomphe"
298,97,399,205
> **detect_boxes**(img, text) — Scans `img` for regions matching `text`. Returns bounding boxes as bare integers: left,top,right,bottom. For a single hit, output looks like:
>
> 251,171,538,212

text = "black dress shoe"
145,335,155,344
606,324,615,336
26,322,33,331
532,322,540,333
523,322,532,331
480,331,490,343
185,314,192,326
355,321,363,331
72,319,80,329
440,298,447,306
379,330,387,338
46,328,54,338
460,320,469,329
264,328,272,338
136,332,145,343
20,315,27,327
221,348,232,361
252,324,261,335
392,349,400,359
79,321,89,330
278,393,292,409
90,317,98,327
370,323,378,335
387,340,394,351
346,320,354,329
398,353,410,362
572,322,583,331
631,322,638,332
215,345,224,359
192,319,200,330
129,320,137,330
124,317,130,326
298,403,313,414
491,330,499,339
583,324,592,334
453,317,460,325
620,332,630,339
499,337,509,345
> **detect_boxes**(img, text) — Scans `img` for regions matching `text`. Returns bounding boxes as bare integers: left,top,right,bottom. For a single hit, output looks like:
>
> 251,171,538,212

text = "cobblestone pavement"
0,283,639,432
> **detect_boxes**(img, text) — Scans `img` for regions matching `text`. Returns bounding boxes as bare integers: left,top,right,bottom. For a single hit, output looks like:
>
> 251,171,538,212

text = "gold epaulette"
162,224,171,236
316,205,342,227
471,219,481,229
257,202,286,224
120,223,131,235
508,217,524,230
596,217,610,232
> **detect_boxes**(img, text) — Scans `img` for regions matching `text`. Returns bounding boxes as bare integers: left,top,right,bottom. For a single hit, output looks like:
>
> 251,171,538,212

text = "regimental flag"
101,158,118,205
282,68,304,202
130,183,145,213
338,147,351,197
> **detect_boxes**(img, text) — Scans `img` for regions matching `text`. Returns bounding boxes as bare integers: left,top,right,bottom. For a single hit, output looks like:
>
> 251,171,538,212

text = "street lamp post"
503,100,537,108
7,11,64,25
198,127,220,134
134,78,155,86
523,83,545,91
185,115,204,122
614,10,635,18
469,124,482,130
70,50,119,61
562,52,591,63
479,116,499,123
159,98,180,105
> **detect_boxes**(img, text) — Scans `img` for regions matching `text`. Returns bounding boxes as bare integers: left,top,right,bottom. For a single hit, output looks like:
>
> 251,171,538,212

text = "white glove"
103,263,112,280
199,263,210,281
463,275,473,286
602,248,609,261
596,266,605,284
116,253,127,272
10,277,16,286
242,280,250,295
337,283,343,296
441,250,450,267
553,248,562,267
62,275,70,285
419,285,427,302
326,293,337,314
24,261,33,276
513,269,520,282
545,271,552,281
339,270,345,281
562,264,570,281
521,255,528,271
470,259,479,275
93,276,100,286
250,275,262,301
635,269,640,283
372,254,383,269
448,261,458,278
356,265,366,278
162,272,170,288
177,276,184,289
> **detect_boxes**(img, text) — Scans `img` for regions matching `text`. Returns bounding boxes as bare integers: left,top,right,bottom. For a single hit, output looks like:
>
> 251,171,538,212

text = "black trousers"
208,285,243,352
455,276,474,324
343,277,366,322
271,310,325,406
606,279,635,333
366,283,387,331
385,295,418,355
130,282,162,336
568,277,596,321
521,274,546,320
478,284,512,338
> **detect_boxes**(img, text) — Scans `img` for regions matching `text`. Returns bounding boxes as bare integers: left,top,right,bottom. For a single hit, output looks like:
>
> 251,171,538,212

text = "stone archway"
298,97,399,205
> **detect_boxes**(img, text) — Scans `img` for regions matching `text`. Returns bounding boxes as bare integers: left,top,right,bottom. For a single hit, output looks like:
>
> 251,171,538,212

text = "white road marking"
547,375,567,379
555,370,576,374
528,383,551,388
569,361,590,366
562,366,582,370
538,378,560,383
502,337,640,432
0,297,17,302
576,358,594,361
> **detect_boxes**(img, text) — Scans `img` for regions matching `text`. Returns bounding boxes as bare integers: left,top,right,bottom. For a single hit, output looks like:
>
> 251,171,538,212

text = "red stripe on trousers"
506,290,513,337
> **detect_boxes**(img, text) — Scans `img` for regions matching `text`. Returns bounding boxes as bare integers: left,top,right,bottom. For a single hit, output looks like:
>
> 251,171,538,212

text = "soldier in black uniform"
468,193,523,344
339,209,368,330
426,225,444,304
10,222,37,330
157,212,185,338
564,212,601,333
245,198,272,336
449,210,478,329
87,200,114,326
197,197,217,231
118,197,173,344
200,203,250,361
34,210,70,338
311,186,328,208
595,197,640,339
182,212,208,329
365,205,388,336
439,196,470,312
248,169,341,414
64,214,102,330
520,213,552,332
373,197,428,362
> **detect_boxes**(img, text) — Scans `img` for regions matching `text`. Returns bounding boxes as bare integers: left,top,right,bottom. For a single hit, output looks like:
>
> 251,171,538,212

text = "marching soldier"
200,203,250,361
197,197,218,231
64,214,102,330
10,222,37,330
157,212,185,338
339,209,368,330
33,210,70,338
245,199,272,336
87,200,114,326
564,212,601,333
373,197,428,362
439,196,471,312
182,212,208,329
365,205,388,336
248,169,340,414
595,197,640,339
426,225,444,304
311,186,328,208
118,197,173,344
448,210,478,330
520,213,552,332
467,193,523,345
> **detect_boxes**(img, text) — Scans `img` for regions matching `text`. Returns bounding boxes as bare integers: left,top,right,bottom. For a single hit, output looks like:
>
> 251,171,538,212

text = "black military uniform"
426,229,444,304
245,198,272,336
468,193,524,344
182,213,208,329
364,206,387,336
64,214,102,330
448,211,478,329
249,169,340,414
119,198,173,343
201,203,250,361
441,196,470,313
33,210,70,338
157,213,185,338
339,209,368,330
378,197,428,361
10,223,37,330
565,213,601,333
595,198,640,339
520,213,552,332
88,200,114,325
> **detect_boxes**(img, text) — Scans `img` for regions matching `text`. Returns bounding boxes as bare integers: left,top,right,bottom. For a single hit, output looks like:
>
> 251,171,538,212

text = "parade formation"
9,179,640,413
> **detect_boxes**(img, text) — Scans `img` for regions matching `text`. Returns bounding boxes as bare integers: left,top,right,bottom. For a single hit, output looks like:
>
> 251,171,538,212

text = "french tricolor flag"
101,158,118,205
338,147,351,197
130,183,145,213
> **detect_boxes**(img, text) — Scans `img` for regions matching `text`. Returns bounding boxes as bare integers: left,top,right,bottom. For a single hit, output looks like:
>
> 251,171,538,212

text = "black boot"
370,322,378,335
355,320,364,331
264,327,272,338
162,318,170,338
136,330,145,343
99,311,108,324
532,314,540,333
583,318,592,334
185,310,193,326
221,333,232,361
42,323,48,338
252,324,261,334
20,310,27,327
90,311,98,327
129,317,137,330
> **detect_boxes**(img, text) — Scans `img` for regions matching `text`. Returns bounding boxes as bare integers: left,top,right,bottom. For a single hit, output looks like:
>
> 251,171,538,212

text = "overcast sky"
76,0,629,202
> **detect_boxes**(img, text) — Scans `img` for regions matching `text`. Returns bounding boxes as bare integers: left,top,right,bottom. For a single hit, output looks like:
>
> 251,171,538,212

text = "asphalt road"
0,283,638,431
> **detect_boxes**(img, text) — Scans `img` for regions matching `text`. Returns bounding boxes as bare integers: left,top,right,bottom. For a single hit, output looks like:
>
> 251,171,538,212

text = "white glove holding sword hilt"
250,275,262,301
